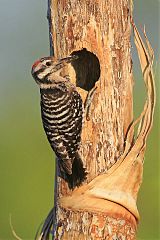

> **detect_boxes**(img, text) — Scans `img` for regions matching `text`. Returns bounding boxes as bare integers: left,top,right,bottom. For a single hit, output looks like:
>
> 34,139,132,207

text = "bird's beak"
59,55,79,64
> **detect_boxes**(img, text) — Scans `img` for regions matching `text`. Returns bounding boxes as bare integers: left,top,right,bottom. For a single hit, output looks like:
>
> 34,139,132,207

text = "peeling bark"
37,1,155,239
50,0,133,195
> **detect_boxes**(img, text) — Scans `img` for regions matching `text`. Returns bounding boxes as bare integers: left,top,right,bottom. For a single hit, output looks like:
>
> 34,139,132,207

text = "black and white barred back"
31,56,86,189
40,85,85,188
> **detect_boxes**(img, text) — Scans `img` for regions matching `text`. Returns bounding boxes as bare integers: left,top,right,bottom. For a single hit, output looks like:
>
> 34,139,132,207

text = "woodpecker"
31,55,87,189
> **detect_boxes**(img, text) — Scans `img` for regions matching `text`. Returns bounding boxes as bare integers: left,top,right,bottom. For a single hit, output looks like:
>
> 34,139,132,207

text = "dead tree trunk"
39,0,155,239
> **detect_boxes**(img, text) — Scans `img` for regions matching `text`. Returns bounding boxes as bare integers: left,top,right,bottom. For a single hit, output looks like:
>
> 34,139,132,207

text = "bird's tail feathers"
68,153,87,189
59,153,87,189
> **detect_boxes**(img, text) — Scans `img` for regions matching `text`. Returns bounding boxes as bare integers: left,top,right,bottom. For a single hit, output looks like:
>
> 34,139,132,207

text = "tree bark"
39,0,155,239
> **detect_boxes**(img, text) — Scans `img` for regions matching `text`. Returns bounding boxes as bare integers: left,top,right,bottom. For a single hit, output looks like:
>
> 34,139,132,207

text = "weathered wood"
38,0,155,239
50,0,133,192
49,0,135,239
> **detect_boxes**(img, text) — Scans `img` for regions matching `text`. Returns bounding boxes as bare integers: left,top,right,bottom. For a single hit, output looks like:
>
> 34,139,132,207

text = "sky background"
0,0,159,239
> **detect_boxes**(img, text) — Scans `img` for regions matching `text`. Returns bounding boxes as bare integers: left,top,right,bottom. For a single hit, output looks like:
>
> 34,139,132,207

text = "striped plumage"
31,56,86,189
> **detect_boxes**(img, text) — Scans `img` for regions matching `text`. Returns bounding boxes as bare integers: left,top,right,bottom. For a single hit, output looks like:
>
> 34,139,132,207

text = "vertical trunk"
49,0,135,238
49,0,133,190
40,0,155,239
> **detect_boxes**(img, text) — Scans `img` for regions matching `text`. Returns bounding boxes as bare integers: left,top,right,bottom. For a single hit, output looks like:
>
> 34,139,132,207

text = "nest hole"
71,48,100,91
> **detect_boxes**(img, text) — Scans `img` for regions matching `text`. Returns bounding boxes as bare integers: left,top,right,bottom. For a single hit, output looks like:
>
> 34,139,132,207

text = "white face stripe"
43,59,52,65
37,68,51,80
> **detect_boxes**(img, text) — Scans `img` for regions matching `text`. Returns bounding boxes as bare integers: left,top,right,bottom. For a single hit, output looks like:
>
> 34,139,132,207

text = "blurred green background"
0,0,159,239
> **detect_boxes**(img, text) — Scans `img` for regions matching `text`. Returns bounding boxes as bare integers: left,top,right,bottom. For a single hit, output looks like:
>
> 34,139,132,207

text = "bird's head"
31,55,78,89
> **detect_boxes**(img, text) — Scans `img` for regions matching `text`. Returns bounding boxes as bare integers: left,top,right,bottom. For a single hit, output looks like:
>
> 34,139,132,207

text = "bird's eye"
46,61,52,66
